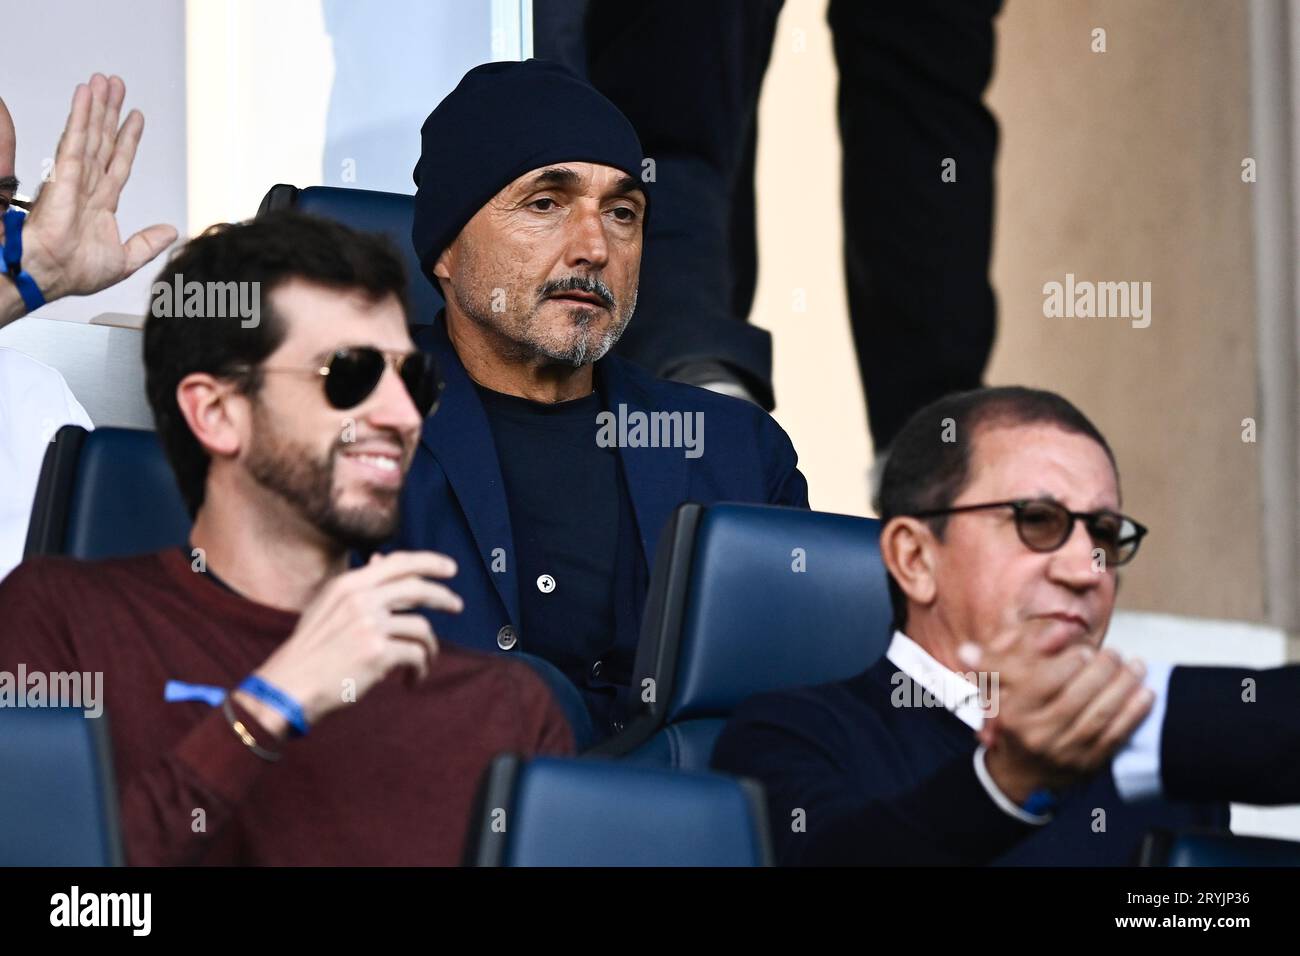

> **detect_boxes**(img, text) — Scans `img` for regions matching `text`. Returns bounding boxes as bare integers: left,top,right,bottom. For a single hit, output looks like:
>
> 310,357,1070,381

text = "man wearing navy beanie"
412,59,647,288
385,59,808,741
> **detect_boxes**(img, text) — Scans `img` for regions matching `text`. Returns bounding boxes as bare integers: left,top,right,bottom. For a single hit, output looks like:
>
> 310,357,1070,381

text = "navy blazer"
712,657,1228,866
1161,664,1300,806
382,314,809,669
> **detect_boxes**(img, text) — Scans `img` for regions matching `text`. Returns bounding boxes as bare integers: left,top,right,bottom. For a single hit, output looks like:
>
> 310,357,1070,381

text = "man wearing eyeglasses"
0,78,176,331
0,211,574,864
712,386,1229,865
1,78,177,581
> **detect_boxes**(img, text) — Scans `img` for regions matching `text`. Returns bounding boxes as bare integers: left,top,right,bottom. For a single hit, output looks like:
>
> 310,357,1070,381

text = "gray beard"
455,287,637,368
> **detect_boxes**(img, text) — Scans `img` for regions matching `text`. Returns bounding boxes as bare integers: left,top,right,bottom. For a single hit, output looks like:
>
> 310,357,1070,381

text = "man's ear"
174,372,246,461
880,517,939,613
432,246,453,285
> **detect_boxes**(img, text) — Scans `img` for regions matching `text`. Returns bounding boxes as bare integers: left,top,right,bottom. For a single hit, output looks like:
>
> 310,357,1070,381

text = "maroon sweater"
0,550,573,865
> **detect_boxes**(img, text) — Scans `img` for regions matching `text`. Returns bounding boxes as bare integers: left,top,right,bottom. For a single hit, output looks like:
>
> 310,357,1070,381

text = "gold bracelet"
221,696,283,763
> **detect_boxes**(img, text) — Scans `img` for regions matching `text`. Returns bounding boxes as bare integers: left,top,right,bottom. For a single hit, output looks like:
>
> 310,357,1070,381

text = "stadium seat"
590,502,891,768
1139,829,1300,867
25,425,191,561
257,184,443,325
0,708,124,866
465,754,773,866
514,653,596,752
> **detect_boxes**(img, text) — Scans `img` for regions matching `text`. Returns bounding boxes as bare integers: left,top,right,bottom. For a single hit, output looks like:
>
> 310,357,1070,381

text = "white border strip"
1248,0,1299,633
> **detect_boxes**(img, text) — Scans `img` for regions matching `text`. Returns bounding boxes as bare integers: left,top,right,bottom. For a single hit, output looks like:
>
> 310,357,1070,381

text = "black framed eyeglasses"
907,498,1148,567
0,176,31,213
257,347,443,418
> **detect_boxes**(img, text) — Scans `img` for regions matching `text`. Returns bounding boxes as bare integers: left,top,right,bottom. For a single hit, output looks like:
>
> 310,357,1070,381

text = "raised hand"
14,74,177,304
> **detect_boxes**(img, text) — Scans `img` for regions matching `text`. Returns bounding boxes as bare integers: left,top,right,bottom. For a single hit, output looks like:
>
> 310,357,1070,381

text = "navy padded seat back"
597,503,891,769
466,755,772,867
25,426,191,561
258,184,443,326
1140,829,1300,867
670,504,890,720
623,718,727,770
0,709,123,866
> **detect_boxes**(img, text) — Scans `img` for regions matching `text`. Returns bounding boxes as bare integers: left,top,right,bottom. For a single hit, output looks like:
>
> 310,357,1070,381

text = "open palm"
18,74,177,302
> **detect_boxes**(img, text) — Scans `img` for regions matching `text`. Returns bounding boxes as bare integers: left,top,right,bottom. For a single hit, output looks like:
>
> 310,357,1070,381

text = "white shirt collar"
885,630,987,731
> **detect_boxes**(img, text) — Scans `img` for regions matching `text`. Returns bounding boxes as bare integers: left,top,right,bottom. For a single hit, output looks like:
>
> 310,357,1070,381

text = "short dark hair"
877,386,1118,631
144,211,409,516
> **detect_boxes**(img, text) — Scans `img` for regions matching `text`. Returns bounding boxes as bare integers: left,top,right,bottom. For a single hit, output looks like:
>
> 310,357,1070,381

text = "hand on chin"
1027,614,1095,656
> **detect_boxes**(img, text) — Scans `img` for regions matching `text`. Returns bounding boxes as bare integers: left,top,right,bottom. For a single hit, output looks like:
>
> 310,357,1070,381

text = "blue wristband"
236,675,309,737
164,680,228,707
2,209,47,313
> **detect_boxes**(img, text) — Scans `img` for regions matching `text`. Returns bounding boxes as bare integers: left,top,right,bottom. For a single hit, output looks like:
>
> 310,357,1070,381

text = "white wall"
187,0,512,233
5,0,188,323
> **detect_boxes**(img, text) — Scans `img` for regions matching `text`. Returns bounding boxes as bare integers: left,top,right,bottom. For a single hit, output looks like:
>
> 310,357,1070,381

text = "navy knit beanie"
411,59,647,283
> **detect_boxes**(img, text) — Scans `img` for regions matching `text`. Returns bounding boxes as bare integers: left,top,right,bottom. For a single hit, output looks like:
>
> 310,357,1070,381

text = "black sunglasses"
258,347,443,418
907,498,1148,567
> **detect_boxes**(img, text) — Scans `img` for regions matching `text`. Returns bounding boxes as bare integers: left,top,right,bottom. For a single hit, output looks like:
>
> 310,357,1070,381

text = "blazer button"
590,660,602,681
536,574,556,593
496,625,518,651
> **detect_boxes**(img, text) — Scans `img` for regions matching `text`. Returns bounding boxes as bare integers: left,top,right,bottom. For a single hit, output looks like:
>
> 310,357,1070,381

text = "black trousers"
536,0,1001,448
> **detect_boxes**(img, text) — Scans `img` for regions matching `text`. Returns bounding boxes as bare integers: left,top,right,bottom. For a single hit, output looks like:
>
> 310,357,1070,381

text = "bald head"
0,96,17,207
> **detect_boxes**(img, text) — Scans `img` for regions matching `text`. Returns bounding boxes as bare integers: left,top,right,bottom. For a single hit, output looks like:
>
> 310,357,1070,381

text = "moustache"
539,275,616,311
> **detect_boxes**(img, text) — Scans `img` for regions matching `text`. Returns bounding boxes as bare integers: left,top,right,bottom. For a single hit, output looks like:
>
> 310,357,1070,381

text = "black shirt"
475,383,640,736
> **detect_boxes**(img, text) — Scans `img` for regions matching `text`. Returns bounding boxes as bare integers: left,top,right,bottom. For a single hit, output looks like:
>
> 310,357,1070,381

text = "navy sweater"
711,657,1228,866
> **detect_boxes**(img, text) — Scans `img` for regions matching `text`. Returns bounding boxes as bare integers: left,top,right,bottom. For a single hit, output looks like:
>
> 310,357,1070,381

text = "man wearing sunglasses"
712,386,1228,865
0,212,573,864
391,60,808,740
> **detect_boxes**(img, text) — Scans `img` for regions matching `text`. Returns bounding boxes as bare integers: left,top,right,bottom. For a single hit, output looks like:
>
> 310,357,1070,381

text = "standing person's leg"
582,0,785,409
531,0,591,77
829,0,1003,451
729,116,762,335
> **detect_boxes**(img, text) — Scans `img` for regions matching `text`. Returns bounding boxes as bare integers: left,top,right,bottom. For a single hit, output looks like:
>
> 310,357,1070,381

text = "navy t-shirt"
475,383,641,736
